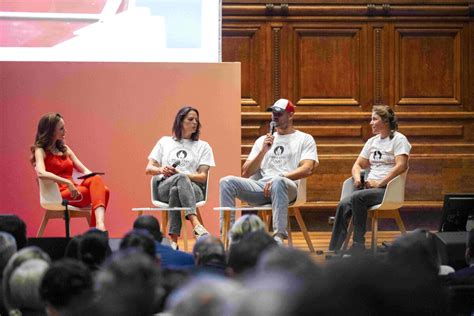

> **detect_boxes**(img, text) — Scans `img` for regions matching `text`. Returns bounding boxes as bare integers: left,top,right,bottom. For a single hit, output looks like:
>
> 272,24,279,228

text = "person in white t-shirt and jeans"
146,106,215,250
329,105,411,253
219,99,318,245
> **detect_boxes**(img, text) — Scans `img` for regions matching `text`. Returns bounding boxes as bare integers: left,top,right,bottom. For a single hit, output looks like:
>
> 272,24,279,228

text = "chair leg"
181,211,188,251
287,212,292,247
222,212,230,250
293,208,315,253
342,217,353,250
196,208,204,226
371,213,378,255
86,211,91,226
37,211,50,237
394,210,407,234
162,212,169,237
137,211,144,217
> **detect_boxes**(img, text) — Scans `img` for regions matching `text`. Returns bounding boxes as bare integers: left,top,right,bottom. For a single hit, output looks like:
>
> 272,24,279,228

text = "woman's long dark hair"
172,106,201,141
30,113,67,164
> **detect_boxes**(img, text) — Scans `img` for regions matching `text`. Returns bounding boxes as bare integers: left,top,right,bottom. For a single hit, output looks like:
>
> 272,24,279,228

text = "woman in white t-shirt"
146,106,215,250
329,105,411,253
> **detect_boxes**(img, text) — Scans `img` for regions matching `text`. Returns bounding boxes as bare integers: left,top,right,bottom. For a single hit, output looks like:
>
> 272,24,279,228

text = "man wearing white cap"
219,99,318,244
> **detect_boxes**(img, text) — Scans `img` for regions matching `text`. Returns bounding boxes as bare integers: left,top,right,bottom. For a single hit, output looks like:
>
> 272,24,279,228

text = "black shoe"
347,242,366,256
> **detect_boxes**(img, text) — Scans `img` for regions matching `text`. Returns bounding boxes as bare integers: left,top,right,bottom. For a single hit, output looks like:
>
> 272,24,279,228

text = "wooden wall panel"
223,1,474,210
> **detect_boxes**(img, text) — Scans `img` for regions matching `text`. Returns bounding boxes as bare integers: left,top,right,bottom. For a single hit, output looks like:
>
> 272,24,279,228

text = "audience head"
78,229,111,271
229,214,266,244
256,246,321,280
7,259,50,314
40,259,93,316
0,214,27,250
119,229,157,259
172,106,201,141
292,256,448,316
466,228,474,265
64,234,82,260
94,250,163,316
387,228,441,276
0,232,17,273
30,112,67,164
228,230,277,276
133,215,163,243
166,276,243,316
3,247,51,311
159,268,191,312
193,235,225,267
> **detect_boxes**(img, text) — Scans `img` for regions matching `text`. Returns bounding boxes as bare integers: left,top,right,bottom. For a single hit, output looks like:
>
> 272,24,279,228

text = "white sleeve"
394,135,411,156
247,136,265,161
199,142,216,167
359,138,373,159
300,134,318,163
147,138,164,163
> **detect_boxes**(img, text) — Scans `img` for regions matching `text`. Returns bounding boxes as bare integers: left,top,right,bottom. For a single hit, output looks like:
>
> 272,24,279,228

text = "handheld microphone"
269,121,276,135
172,160,181,168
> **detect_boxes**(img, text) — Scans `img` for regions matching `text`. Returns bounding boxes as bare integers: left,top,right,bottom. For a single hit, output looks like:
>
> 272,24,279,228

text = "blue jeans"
157,173,204,236
219,175,297,237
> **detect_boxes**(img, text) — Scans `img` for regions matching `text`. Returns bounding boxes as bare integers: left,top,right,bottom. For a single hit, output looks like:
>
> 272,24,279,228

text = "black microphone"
172,160,181,168
269,121,276,135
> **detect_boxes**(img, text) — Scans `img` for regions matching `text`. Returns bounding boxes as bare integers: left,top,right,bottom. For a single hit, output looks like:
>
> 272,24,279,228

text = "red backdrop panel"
0,61,241,238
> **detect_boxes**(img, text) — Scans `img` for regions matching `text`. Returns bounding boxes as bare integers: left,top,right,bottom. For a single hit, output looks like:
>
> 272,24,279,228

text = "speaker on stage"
434,231,468,270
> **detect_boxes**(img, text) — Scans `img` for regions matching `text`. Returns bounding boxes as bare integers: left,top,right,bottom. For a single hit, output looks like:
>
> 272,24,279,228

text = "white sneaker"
193,224,209,238
170,241,179,250
274,235,284,246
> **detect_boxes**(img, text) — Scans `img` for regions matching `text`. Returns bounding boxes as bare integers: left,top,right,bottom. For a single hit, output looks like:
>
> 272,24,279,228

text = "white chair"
341,170,408,254
37,178,91,237
214,178,315,252
132,173,209,251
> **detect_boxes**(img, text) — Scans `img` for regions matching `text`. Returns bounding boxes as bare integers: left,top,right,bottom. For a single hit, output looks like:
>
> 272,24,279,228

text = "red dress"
44,151,109,227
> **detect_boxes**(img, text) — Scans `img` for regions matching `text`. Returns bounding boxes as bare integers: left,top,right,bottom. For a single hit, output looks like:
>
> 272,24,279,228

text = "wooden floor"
176,230,404,264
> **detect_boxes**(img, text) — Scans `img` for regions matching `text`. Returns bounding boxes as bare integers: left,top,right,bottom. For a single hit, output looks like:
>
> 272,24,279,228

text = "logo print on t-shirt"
373,150,382,160
176,150,187,159
274,146,284,155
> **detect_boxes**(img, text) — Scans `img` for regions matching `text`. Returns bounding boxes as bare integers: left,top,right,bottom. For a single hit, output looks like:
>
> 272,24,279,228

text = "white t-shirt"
360,131,411,181
248,130,318,179
148,136,215,175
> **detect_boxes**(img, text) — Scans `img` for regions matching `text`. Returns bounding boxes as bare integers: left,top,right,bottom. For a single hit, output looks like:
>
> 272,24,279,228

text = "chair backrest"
150,171,210,208
340,177,355,201
377,169,408,210
291,178,307,207
38,178,66,211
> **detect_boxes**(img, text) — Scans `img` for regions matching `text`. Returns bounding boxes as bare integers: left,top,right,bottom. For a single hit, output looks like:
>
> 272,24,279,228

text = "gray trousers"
157,173,204,236
328,187,385,251
219,175,297,237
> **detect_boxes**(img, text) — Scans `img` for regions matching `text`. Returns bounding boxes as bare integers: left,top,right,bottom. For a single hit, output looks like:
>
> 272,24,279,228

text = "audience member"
227,230,277,277
3,246,51,313
6,259,50,316
40,259,93,316
78,229,111,272
0,232,17,316
64,234,82,260
228,214,266,245
447,229,474,285
132,215,194,269
291,256,449,316
192,235,226,275
387,228,453,276
120,229,157,260
94,250,163,316
0,214,27,250
166,276,243,316
159,268,192,313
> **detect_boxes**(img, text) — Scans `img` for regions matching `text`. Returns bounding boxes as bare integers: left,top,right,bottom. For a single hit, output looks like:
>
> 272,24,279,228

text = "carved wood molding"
374,27,383,104
222,4,472,17
272,26,281,101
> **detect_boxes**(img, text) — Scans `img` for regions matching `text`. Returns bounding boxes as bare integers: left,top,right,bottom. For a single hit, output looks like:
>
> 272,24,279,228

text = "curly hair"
30,113,66,164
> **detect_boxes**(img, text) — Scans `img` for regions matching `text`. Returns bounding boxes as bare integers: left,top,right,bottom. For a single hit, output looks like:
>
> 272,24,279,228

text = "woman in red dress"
31,113,109,231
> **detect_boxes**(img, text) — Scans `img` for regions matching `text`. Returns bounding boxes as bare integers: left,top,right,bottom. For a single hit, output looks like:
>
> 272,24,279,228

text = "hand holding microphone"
264,121,276,149
162,160,181,178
